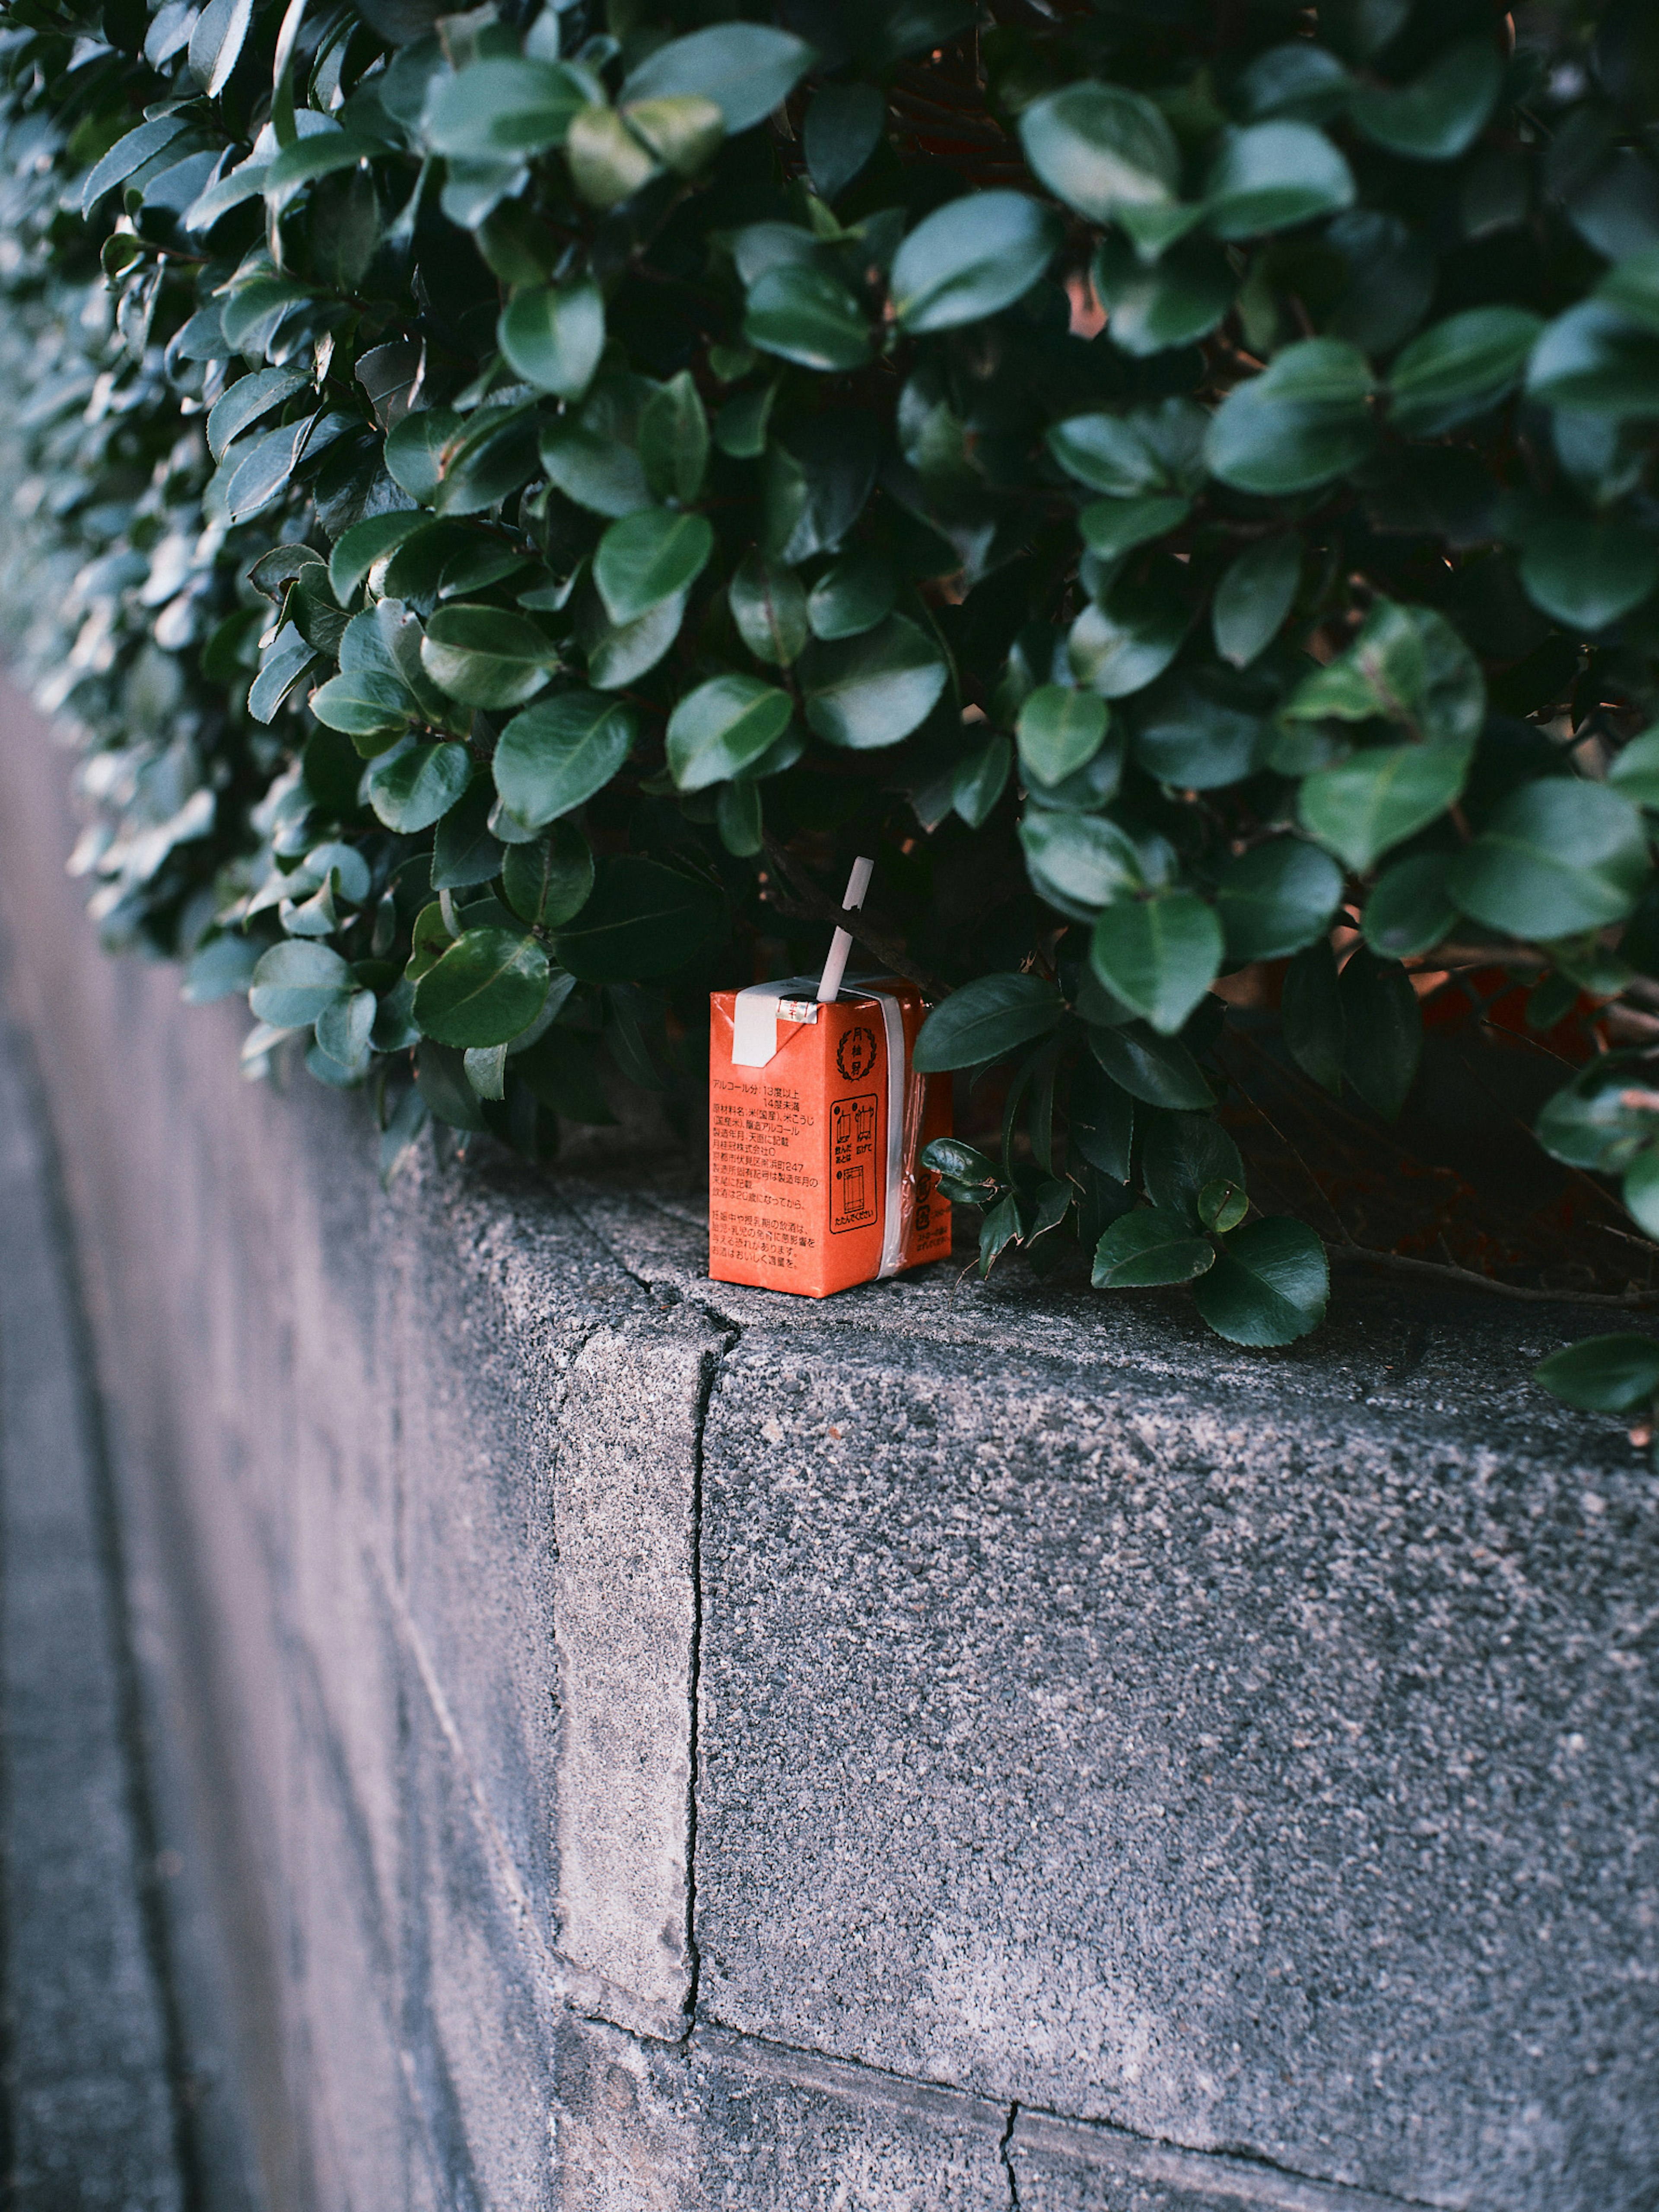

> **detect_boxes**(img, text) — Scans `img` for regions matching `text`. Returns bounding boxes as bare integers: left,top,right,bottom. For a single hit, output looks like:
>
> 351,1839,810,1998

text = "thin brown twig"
1327,1243,1659,1308
759,836,950,1000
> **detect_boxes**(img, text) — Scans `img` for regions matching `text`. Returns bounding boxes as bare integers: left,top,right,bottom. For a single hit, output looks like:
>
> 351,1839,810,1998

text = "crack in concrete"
1000,2100,1020,2209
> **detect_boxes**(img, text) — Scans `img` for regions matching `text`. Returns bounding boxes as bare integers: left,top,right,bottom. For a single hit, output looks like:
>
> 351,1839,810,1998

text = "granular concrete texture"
2,677,1656,2212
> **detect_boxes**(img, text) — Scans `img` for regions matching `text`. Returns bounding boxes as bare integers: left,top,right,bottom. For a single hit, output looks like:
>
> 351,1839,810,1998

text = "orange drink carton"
708,975,952,1297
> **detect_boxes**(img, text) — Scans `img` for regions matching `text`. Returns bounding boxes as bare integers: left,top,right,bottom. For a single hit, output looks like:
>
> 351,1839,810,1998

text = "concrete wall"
2,681,1656,2212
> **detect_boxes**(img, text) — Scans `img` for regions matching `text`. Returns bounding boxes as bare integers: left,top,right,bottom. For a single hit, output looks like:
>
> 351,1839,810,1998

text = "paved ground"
0,1001,194,2211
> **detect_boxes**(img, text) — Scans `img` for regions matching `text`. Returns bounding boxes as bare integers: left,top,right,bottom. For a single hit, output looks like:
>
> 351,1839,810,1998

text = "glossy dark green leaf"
890,193,1063,333
1020,807,1143,914
385,407,465,503
83,116,190,216
1205,338,1374,493
1300,744,1470,873
1016,687,1108,787
1215,841,1343,962
551,855,724,980
493,692,636,826
953,735,1012,828
1450,780,1652,937
744,263,871,372
804,80,884,202
431,774,504,891
1141,1108,1245,1223
1079,496,1190,562
1351,38,1502,162
1362,852,1458,958
1212,534,1301,667
188,0,252,96
618,22,814,134
1282,599,1485,747
207,365,311,461
729,554,808,666
1389,307,1543,435
1534,1333,1659,1414
422,57,588,158
639,372,710,505
1092,235,1236,357
1518,517,1659,632
1203,122,1354,237
420,604,559,708
1608,725,1659,809
1018,81,1181,235
583,593,686,690
1068,1055,1135,1180
1133,671,1265,788
1525,301,1659,420
800,614,948,748
1091,892,1222,1034
307,670,416,748
1281,938,1345,1094
328,512,428,605
413,926,550,1047
1233,41,1352,121
539,420,653,518
1087,1020,1213,1110
1535,1055,1657,1171
430,407,540,518
498,280,604,400
1092,1206,1215,1288
503,820,594,927
594,508,715,626
666,675,793,791
1192,1216,1328,1345
913,973,1065,1072
1067,579,1189,700
366,737,473,831
1338,947,1421,1120
248,940,352,1027
807,548,897,640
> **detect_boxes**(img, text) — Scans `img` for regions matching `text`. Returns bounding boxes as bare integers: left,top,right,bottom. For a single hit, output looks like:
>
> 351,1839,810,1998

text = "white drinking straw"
817,855,874,1004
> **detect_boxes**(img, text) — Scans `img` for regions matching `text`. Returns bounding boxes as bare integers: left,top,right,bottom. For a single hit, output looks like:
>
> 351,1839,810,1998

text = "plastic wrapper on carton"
707,975,952,1297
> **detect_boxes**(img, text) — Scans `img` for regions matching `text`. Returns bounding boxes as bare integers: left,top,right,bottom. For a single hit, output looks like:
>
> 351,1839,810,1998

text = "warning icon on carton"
830,1092,878,1233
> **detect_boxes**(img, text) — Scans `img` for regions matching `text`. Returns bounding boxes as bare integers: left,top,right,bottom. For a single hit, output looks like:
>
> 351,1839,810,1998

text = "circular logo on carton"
836,1025,877,1081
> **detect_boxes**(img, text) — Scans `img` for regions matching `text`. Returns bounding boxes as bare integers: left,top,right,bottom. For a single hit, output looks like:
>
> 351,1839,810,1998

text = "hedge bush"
3,0,1659,1363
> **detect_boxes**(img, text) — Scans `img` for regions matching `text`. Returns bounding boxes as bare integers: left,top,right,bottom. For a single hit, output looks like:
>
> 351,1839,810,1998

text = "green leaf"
262,131,387,213
493,692,636,826
594,508,715,626
1087,1020,1213,1110
1608,725,1659,809
1203,122,1354,238
1351,38,1502,162
640,372,710,505
1212,534,1301,667
1338,947,1421,1119
618,22,814,134
308,671,415,748
1214,841,1343,962
1141,1109,1245,1226
1046,410,1175,496
953,736,1012,828
1535,1056,1658,1172
1233,41,1353,122
1450,780,1651,938
1067,580,1189,699
622,95,725,179
1091,235,1236,358
1192,1217,1328,1345
1534,1333,1659,1414
188,0,253,96
413,927,550,1047
421,604,559,708
666,675,794,791
565,105,661,207
913,973,1065,1072
1090,893,1222,1034
1020,808,1143,913
729,554,808,666
503,820,594,927
83,116,190,217
1362,852,1458,958
422,57,588,158
1068,1056,1135,1180
1092,1206,1216,1288
248,940,351,1027
1016,687,1108,787
498,279,604,400
1133,671,1265,788
551,855,724,980
1623,1146,1659,1241
367,738,474,831
540,420,653,518
1526,301,1659,420
1078,496,1190,562
416,1042,488,1133
1389,307,1543,435
1282,600,1485,746
328,512,428,605
431,775,503,890
1518,517,1659,632
584,593,686,690
207,365,312,461
1205,337,1374,493
744,264,871,372
800,614,948,748
1300,744,1471,873
1281,938,1345,1094
807,548,896,640
890,192,1063,333
430,407,540,518
385,407,465,504
805,80,885,202
1017,81,1180,231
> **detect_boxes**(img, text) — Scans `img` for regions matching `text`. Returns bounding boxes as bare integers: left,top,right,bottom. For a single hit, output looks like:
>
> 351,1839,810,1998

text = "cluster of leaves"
3,0,1659,1361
